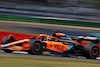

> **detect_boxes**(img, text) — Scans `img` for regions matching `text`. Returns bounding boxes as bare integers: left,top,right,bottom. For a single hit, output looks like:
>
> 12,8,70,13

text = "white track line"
13,51,28,54
97,57,100,59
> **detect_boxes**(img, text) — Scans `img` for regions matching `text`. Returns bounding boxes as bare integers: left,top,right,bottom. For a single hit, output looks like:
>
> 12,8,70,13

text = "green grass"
0,55,100,67
0,14,100,28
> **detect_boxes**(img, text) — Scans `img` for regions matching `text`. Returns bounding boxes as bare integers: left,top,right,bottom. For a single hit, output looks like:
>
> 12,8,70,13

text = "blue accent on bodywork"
46,45,74,53
46,48,63,53
4,44,15,47
66,45,74,51
4,44,10,47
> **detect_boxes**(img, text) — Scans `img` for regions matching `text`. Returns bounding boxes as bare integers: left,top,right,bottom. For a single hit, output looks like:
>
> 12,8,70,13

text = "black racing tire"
1,36,16,44
1,36,9,44
1,36,15,53
83,43,99,59
28,38,35,54
28,39,43,55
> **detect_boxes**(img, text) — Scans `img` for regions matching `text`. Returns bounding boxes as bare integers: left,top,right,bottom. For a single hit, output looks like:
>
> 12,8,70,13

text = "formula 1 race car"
0,31,100,59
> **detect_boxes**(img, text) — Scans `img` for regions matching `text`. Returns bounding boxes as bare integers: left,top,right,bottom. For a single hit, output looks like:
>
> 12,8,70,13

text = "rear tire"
28,39,43,55
83,43,99,59
1,36,16,53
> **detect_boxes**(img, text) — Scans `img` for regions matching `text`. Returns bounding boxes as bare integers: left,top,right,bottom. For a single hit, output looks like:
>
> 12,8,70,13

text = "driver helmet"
53,33,65,37
52,30,65,37
53,31,72,40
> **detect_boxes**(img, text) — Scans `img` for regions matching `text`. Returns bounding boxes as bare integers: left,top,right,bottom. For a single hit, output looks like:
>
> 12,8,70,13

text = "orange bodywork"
37,34,80,53
0,39,31,51
7,43,31,51
37,34,80,45
0,34,80,52
43,41,70,52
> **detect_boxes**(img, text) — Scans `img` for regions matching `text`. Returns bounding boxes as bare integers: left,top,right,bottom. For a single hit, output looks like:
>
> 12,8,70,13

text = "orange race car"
0,31,100,59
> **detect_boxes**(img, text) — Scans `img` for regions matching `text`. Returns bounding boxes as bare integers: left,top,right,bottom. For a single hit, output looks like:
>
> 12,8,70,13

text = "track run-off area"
0,20,100,62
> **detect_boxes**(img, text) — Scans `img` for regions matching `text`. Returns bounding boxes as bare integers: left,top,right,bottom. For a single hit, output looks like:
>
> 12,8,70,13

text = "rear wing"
77,36,100,44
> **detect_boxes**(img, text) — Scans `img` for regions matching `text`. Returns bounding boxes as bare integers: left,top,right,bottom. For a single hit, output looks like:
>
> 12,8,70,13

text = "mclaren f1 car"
0,31,100,59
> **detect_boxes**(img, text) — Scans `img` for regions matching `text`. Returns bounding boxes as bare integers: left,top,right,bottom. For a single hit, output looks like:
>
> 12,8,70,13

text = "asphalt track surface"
0,20,100,37
0,20,100,62
0,51,100,63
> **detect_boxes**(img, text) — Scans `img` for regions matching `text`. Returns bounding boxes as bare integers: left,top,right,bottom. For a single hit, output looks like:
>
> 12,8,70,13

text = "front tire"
28,39,43,55
83,43,99,59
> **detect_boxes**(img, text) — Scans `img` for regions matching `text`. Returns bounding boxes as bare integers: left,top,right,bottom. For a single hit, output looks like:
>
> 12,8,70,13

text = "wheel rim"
34,43,40,52
92,47,99,56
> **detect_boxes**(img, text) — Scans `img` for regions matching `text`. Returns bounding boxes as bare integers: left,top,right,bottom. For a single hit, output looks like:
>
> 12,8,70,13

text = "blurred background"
0,0,100,22
0,0,100,62
0,1,100,66
0,0,100,37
